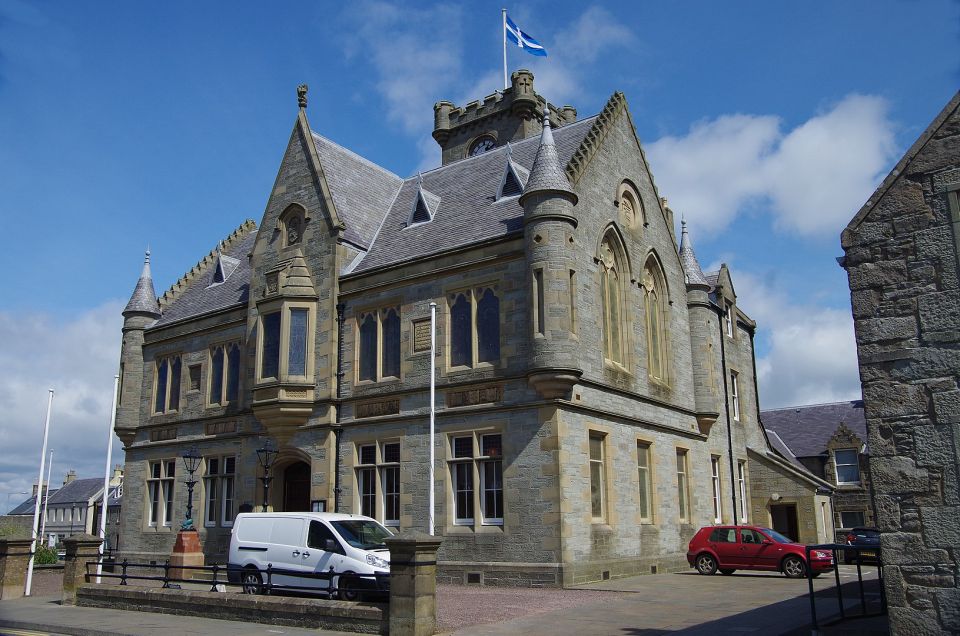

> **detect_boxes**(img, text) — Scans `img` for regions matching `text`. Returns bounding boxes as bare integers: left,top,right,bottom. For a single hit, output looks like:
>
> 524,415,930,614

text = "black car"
843,527,880,564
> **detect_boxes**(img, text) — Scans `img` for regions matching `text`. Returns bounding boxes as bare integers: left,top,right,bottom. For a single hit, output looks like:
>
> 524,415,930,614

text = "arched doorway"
282,461,311,512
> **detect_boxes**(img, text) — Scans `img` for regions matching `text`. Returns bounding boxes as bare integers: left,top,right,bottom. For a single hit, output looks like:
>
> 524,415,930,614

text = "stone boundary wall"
76,585,387,634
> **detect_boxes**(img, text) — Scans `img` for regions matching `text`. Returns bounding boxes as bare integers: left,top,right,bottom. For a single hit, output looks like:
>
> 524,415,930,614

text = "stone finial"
297,84,308,109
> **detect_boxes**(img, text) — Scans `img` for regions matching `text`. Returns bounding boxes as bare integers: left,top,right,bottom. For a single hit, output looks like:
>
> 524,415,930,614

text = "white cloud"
733,272,861,409
0,302,124,512
646,94,897,237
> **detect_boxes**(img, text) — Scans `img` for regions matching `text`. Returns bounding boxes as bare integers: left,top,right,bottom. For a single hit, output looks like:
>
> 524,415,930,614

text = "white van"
227,512,392,600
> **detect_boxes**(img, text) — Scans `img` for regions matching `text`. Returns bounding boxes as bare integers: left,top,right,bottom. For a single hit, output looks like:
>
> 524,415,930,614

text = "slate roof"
7,490,58,516
765,430,810,472
679,220,709,287
123,252,161,316
311,133,403,249
761,400,867,458
704,271,720,289
47,478,104,505
520,106,577,203
152,227,258,328
351,115,596,274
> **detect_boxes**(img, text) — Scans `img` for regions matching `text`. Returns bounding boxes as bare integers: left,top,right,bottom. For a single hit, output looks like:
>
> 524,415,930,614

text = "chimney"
110,465,124,486
32,483,38,497
64,470,77,485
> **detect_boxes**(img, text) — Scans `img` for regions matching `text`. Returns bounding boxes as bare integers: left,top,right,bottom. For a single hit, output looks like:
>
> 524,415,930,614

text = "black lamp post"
181,446,202,531
256,440,278,512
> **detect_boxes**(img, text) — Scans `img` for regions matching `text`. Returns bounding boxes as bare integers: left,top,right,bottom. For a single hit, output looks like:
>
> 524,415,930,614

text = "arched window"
449,286,501,368
279,205,306,247
618,181,644,230
642,256,669,383
599,233,627,365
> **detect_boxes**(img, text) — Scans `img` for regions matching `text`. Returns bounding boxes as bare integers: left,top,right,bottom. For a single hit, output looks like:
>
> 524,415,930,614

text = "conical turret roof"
679,218,710,288
520,104,577,205
123,250,161,317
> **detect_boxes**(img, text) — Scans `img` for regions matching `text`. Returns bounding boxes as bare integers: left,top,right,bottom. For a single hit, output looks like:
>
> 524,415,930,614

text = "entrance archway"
282,461,311,512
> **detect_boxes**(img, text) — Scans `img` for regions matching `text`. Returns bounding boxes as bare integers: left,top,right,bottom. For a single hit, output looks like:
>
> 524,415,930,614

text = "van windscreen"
330,520,392,550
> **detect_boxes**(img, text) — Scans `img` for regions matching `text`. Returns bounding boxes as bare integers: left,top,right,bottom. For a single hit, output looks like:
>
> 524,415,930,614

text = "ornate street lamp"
181,447,202,531
256,440,278,512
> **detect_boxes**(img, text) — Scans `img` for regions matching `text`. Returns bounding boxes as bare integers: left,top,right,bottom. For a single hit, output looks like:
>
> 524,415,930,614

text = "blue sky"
0,0,957,508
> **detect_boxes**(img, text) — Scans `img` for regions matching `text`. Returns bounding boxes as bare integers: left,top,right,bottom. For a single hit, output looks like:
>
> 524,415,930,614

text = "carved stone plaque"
206,420,237,435
447,385,503,408
356,399,400,419
266,272,279,295
150,427,177,442
413,318,431,352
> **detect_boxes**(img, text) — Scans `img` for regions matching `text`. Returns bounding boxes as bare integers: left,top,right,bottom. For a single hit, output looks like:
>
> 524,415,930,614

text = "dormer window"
408,183,440,226
497,159,528,200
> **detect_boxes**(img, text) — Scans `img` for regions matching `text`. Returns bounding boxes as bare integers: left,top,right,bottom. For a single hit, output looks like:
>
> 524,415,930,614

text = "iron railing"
83,559,389,600
805,543,886,633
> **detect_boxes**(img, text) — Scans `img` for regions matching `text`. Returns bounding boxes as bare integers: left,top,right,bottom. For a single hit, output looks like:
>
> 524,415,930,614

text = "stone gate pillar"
62,533,102,605
0,537,33,600
384,532,443,636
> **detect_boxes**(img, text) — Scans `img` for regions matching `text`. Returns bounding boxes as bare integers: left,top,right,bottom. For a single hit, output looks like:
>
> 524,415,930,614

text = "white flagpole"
39,450,53,543
429,302,436,536
96,374,120,583
25,388,54,597
502,8,508,89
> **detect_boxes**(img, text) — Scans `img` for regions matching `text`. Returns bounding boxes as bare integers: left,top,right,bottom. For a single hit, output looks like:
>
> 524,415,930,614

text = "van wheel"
337,573,361,601
241,568,263,595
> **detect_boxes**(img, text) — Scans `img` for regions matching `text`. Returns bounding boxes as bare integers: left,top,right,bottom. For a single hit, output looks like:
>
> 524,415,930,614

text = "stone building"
115,72,829,586
762,400,871,540
841,91,960,633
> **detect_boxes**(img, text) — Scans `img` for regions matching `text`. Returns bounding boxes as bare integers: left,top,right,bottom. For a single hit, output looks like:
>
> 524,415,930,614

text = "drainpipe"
716,304,739,524
334,302,346,513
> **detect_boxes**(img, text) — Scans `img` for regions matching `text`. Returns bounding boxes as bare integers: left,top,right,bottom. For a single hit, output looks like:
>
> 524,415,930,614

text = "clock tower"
432,69,577,166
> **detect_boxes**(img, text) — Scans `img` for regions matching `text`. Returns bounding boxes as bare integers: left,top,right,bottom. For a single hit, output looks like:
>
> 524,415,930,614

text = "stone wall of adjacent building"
842,93,960,634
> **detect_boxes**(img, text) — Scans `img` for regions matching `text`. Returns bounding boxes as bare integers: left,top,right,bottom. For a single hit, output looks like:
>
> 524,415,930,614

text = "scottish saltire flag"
505,15,547,57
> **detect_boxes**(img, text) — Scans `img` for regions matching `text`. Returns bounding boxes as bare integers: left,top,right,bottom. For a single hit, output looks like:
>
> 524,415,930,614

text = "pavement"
0,565,888,636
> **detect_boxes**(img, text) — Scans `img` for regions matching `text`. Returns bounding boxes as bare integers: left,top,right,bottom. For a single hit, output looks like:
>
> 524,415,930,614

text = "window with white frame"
153,356,182,414
208,342,241,407
447,432,503,526
354,441,402,526
589,433,606,521
737,461,748,523
711,456,722,523
730,371,741,421
676,449,690,523
147,459,176,527
204,456,236,527
449,287,501,368
834,449,860,484
637,442,652,523
357,307,401,382
725,301,735,337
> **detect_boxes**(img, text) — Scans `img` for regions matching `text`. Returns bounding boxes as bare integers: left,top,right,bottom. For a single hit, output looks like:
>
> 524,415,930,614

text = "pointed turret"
123,250,161,318
117,250,160,447
679,217,710,289
520,104,578,207
680,219,721,434
521,102,581,399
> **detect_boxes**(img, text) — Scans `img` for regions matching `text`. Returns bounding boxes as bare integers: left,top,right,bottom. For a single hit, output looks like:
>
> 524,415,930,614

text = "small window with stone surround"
834,448,861,485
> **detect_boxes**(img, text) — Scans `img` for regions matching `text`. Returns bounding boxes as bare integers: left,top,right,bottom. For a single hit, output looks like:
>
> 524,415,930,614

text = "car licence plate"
860,550,876,557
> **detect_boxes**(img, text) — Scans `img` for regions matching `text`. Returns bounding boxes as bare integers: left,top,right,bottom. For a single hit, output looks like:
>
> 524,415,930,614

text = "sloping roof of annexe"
761,400,867,459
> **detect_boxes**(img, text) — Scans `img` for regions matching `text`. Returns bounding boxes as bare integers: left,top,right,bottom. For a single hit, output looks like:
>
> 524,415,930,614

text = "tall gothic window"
209,342,241,407
153,355,182,414
256,304,313,383
449,287,500,368
642,256,669,383
357,307,402,382
599,234,626,365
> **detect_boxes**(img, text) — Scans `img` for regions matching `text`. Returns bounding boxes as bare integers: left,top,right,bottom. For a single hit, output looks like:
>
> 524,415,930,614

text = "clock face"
469,136,496,156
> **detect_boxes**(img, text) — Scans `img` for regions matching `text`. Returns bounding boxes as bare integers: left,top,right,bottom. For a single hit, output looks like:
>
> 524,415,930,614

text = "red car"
686,525,834,578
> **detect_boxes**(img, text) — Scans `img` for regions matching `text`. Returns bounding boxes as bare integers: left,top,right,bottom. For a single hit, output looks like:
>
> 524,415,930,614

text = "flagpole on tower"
502,8,508,89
